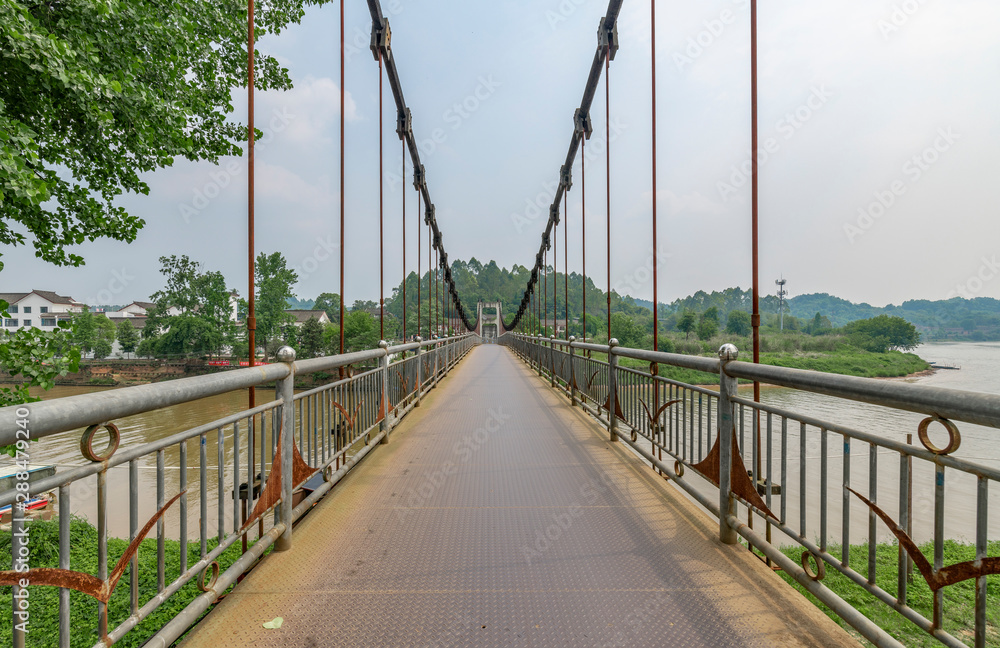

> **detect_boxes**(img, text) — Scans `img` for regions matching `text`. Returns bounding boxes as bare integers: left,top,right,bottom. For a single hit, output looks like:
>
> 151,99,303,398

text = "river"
5,341,998,544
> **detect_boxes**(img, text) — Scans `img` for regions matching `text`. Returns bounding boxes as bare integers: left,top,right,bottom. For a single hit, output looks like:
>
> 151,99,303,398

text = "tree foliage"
298,316,324,358
313,292,341,324
844,315,921,353
0,0,322,267
725,310,752,337
677,311,697,340
252,251,298,358
148,255,236,357
116,320,139,357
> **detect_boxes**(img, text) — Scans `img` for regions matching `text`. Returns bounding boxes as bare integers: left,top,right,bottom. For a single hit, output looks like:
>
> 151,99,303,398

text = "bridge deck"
182,345,858,647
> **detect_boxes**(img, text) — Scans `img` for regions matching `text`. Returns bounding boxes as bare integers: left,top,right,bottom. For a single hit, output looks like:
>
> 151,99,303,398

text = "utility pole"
776,276,788,331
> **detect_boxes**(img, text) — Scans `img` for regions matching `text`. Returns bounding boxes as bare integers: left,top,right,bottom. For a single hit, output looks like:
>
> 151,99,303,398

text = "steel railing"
501,332,999,648
0,334,478,648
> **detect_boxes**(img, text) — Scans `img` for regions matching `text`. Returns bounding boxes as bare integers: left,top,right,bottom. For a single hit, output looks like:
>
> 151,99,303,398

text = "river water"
6,342,999,544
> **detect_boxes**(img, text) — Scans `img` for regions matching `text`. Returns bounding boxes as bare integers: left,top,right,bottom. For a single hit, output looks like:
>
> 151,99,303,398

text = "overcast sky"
7,0,1000,309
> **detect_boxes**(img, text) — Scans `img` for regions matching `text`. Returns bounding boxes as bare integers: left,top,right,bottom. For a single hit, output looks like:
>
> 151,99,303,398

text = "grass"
1,517,260,648
616,347,929,387
777,540,1000,647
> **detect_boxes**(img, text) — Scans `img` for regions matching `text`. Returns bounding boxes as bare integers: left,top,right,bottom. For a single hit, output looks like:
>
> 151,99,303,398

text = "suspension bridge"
1,1,998,647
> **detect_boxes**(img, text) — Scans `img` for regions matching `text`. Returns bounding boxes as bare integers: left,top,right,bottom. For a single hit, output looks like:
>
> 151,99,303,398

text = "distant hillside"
645,288,1000,340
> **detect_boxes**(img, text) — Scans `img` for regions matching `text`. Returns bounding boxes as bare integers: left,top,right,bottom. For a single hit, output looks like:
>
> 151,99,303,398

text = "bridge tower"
477,301,503,341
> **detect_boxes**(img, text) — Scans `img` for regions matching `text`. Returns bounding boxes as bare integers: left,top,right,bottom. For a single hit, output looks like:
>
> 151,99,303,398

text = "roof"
123,301,157,311
107,315,148,330
286,310,330,324
0,290,79,305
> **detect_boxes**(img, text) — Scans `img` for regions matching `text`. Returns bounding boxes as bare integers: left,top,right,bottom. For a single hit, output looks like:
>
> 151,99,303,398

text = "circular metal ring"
198,561,220,592
630,429,637,442
917,416,961,455
649,362,659,377
323,465,334,482
346,366,355,378
674,461,685,478
801,551,826,581
81,423,121,462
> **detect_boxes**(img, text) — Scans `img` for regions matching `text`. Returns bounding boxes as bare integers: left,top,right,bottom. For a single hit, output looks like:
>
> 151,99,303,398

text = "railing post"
275,345,296,551
718,343,739,545
549,336,556,387
379,340,390,444
569,336,577,407
415,337,423,407
433,337,439,385
536,335,544,376
608,338,619,443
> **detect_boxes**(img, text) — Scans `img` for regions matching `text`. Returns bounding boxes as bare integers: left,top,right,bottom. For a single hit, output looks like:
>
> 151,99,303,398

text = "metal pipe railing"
501,332,998,648
2,334,480,648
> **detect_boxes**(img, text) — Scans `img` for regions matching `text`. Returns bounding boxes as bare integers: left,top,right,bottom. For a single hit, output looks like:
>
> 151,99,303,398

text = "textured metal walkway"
182,345,859,647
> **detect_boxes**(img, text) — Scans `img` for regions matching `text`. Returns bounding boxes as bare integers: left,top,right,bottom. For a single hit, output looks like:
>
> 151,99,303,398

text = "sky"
6,0,1000,309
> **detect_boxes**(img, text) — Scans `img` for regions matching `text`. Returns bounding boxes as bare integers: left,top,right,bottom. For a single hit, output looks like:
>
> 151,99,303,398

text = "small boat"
929,361,961,370
0,496,50,522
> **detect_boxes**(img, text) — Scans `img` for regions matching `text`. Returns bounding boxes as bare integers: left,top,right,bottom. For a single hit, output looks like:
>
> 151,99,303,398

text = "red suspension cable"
605,46,612,342
247,0,256,408
564,197,568,341
417,190,422,339
338,0,346,358
379,52,384,341
651,0,658,353
401,139,406,344
581,138,587,342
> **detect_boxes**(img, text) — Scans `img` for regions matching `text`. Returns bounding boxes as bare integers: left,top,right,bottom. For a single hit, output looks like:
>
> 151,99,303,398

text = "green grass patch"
1,517,260,647
778,540,999,647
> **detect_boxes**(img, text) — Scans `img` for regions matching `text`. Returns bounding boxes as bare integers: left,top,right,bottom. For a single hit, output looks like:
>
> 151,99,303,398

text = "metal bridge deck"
182,345,858,647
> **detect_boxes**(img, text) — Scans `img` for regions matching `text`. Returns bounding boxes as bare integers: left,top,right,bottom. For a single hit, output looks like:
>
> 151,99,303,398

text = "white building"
286,310,331,327
112,301,182,318
0,290,85,332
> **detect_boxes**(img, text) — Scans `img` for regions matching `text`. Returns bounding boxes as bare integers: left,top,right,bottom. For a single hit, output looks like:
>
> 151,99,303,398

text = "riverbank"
0,517,254,647
619,348,931,386
1,359,350,390
778,540,998,647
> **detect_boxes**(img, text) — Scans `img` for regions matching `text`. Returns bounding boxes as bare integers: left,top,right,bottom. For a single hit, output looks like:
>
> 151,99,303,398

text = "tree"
677,310,697,339
117,320,140,358
844,315,921,353
299,316,324,358
93,338,113,360
342,310,378,352
136,337,158,359
0,1,318,268
726,311,752,337
313,293,341,324
610,312,644,348
71,308,98,355
155,315,221,358
148,255,236,355
254,251,298,358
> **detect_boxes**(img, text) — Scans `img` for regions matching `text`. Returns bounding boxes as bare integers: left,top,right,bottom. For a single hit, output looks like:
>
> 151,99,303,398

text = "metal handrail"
502,332,998,648
2,334,480,648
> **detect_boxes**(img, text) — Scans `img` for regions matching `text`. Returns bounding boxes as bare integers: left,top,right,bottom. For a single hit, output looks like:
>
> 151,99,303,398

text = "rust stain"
639,398,682,434
847,488,1000,591
0,491,185,604
240,425,317,533
691,431,776,519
